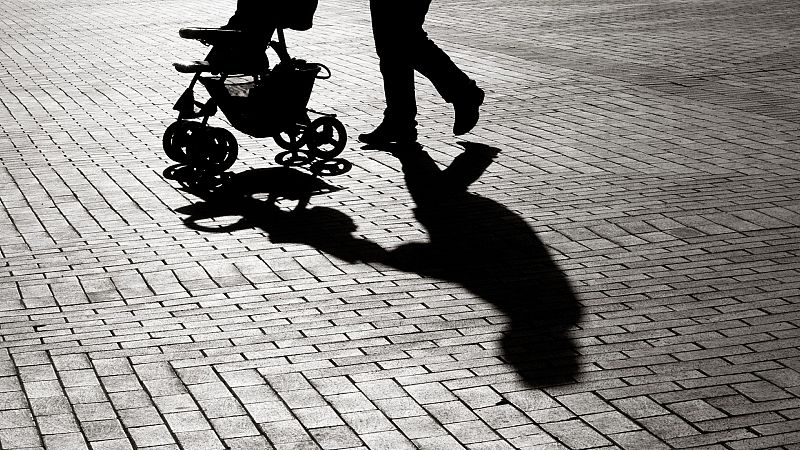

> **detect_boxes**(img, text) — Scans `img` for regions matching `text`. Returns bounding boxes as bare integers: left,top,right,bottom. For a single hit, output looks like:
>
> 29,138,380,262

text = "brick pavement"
1,0,799,448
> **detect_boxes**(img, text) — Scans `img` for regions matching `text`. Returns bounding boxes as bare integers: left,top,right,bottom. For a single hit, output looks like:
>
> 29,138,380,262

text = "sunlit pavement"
0,0,799,448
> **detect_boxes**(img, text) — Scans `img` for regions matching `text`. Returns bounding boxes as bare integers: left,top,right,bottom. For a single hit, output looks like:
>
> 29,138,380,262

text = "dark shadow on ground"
174,145,581,386
376,141,581,385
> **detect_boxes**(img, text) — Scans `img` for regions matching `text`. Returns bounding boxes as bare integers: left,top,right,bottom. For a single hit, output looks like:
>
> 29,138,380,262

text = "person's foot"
358,121,418,145
452,86,485,135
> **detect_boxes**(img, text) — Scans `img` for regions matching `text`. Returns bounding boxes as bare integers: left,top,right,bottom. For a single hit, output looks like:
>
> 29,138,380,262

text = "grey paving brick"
446,420,500,444
541,419,612,449
41,432,89,450
359,430,415,450
308,425,363,450
341,410,394,435
639,414,700,440
260,419,313,445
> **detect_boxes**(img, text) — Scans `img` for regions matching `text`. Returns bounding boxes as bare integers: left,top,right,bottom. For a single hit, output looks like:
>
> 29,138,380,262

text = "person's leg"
408,1,484,135
360,1,420,144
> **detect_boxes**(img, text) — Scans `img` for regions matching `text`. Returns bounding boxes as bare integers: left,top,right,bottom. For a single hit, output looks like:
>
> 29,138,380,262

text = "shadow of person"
374,141,581,386
174,149,580,386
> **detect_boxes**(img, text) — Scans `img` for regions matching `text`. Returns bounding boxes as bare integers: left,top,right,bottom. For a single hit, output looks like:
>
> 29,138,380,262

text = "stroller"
162,1,349,178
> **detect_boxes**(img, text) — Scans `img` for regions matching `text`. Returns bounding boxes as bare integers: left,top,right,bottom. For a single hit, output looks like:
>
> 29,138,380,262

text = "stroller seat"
174,27,271,75
179,27,250,46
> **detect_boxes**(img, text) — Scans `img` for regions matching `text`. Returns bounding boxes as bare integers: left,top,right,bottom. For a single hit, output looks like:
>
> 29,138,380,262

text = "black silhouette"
360,0,485,145
162,0,347,182
175,143,580,386
378,142,581,385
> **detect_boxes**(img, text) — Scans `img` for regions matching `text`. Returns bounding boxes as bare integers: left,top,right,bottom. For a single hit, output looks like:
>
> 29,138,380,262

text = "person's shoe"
358,121,418,146
452,86,485,135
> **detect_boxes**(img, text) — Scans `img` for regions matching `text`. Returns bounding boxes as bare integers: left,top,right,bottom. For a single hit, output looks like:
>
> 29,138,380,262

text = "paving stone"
26,397,69,418
222,435,274,449
359,430,415,450
0,410,37,430
294,405,345,428
541,419,612,449
609,430,670,450
340,410,395,434
638,414,700,440
80,418,127,442
611,396,670,419
41,432,88,449
582,411,641,435
129,424,175,447
260,419,313,444
308,425,363,449
88,438,135,450
197,397,248,419
210,415,261,439
0,427,42,448
175,430,226,450
445,420,500,444
424,401,479,424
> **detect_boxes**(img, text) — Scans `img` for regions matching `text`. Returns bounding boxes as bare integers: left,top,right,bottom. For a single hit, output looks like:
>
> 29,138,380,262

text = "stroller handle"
312,63,331,80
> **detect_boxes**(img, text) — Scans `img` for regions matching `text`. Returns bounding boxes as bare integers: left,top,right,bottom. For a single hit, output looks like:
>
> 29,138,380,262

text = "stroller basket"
200,61,321,138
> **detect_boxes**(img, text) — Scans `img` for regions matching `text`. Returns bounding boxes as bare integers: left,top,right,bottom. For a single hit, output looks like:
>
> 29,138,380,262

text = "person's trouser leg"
370,1,424,127
368,0,482,138
412,29,476,104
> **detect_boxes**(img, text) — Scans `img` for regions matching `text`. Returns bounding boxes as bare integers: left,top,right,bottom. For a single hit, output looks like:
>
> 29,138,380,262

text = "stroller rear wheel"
163,120,203,163
305,116,347,160
187,127,239,174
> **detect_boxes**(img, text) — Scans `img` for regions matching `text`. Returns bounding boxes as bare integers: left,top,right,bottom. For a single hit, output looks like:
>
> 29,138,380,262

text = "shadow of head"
383,141,582,386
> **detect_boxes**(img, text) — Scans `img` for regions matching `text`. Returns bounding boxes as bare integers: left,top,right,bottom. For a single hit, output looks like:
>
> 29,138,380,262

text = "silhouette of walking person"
359,1,485,145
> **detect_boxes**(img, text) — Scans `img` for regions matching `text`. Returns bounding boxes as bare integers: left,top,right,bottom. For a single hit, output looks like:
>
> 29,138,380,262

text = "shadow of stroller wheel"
162,163,185,180
163,164,203,184
306,116,347,160
310,158,352,177
275,150,314,167
164,121,202,163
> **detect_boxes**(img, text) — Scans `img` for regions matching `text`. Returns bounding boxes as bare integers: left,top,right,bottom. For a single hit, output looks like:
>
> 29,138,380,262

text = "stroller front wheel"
305,116,347,160
163,120,203,163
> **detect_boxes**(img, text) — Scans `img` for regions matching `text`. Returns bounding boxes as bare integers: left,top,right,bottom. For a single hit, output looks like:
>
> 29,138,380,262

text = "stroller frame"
163,27,348,177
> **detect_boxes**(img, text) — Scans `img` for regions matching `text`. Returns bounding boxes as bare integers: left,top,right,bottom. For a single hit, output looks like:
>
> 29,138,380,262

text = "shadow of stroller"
174,166,343,232
174,144,581,386
376,141,581,386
